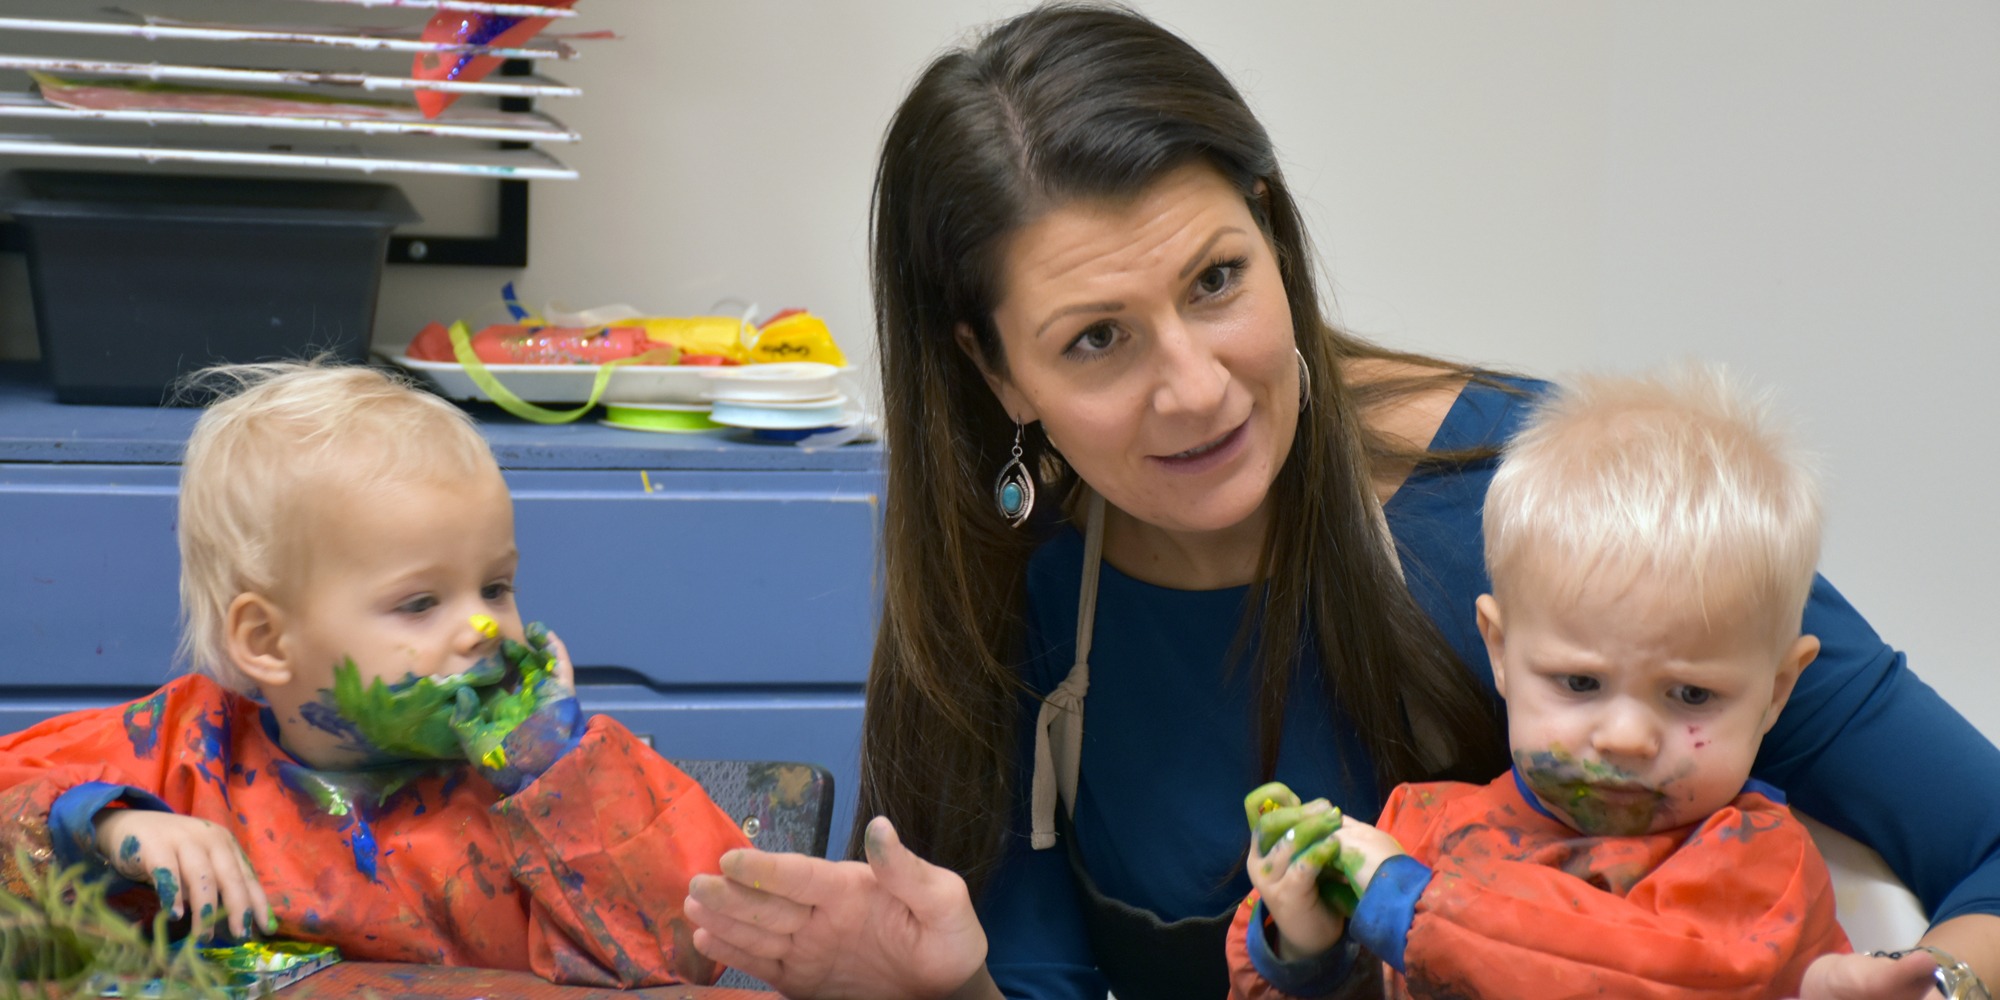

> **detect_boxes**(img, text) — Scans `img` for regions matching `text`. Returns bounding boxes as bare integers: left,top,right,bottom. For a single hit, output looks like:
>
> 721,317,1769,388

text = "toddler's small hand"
94,808,274,940
1247,797,1348,960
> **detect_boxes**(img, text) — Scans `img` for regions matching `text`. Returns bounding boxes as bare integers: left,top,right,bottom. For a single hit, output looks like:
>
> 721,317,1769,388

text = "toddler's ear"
225,593,293,689
1475,594,1508,693
1760,633,1821,734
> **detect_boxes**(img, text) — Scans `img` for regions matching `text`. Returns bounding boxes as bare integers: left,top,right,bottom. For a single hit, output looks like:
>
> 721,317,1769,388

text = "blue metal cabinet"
0,365,881,857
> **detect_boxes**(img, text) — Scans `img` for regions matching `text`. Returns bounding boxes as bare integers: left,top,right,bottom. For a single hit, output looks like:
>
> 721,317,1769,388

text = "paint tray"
96,940,341,999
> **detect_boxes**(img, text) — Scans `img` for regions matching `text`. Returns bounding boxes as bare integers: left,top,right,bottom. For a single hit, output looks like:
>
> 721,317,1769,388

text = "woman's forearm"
1921,912,2000,991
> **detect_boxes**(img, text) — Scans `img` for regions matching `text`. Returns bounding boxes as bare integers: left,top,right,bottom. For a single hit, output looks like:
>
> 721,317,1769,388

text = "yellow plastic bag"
752,310,848,366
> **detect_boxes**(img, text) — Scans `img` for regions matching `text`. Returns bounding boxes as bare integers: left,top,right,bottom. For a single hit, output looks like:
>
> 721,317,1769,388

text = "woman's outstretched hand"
1791,951,1940,1000
685,815,992,1000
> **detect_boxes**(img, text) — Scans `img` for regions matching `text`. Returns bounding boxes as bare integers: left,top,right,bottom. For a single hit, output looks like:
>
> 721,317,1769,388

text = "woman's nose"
1149,318,1228,417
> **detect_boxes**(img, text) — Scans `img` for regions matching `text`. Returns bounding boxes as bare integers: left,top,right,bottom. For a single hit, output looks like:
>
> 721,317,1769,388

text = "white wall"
9,2,1996,738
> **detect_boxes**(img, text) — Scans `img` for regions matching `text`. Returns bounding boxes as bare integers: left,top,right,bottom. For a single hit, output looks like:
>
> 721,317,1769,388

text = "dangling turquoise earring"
995,422,1036,528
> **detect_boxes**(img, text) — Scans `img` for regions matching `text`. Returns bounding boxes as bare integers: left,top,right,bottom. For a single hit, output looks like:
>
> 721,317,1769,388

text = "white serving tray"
389,353,737,405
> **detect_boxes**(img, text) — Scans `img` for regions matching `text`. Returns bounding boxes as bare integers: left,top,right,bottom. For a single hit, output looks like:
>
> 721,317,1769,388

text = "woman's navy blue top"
978,375,2000,999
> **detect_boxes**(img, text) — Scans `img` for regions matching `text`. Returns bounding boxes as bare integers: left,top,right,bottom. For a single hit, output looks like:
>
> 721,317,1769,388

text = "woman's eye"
1671,685,1713,707
1192,257,1246,300
1066,322,1119,357
482,581,515,602
395,595,437,615
1560,675,1600,694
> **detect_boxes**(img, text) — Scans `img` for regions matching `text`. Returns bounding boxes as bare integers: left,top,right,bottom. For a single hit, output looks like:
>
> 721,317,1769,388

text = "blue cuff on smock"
49,781,175,884
1245,897,1362,997
1349,854,1432,974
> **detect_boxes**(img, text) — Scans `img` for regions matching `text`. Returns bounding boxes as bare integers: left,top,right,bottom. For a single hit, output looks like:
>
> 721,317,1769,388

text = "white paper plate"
388,353,736,405
710,401,857,430
704,362,847,403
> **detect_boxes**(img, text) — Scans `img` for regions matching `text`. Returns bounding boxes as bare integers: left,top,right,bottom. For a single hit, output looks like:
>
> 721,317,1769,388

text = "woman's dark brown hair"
860,2,1507,888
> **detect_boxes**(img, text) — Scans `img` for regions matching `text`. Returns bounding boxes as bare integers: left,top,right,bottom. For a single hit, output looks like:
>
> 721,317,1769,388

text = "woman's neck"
1099,497,1272,591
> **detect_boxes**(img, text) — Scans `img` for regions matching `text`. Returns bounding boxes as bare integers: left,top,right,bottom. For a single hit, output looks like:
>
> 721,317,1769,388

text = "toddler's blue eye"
396,595,437,615
1672,685,1713,706
482,582,515,602
1561,675,1599,694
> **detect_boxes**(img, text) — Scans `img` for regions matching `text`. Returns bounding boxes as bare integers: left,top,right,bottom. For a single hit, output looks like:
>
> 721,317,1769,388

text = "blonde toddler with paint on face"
1228,366,1940,1000
0,361,747,987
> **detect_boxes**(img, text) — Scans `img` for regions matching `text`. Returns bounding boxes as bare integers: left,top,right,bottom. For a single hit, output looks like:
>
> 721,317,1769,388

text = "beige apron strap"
1030,491,1105,850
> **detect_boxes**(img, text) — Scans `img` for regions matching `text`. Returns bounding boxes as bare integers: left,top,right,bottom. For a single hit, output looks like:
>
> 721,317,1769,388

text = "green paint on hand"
1242,781,1361,916
118,835,140,865
152,867,178,915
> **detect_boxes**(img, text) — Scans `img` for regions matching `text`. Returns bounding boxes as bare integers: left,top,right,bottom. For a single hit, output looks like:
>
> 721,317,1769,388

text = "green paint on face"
1514,747,1667,836
328,657,501,761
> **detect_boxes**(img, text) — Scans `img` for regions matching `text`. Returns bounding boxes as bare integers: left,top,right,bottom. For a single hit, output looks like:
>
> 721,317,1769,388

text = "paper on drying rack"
0,15,579,60
283,0,578,17
0,133,578,180
1,87,578,143
0,55,581,98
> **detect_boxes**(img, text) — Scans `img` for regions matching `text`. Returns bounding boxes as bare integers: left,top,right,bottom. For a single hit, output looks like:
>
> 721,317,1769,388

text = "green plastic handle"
446,321,677,425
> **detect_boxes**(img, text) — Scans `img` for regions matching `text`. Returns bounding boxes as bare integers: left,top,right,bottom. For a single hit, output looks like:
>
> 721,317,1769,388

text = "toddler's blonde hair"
176,361,497,691
1484,364,1822,634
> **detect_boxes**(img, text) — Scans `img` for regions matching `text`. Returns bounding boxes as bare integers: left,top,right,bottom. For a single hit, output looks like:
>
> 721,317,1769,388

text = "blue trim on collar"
1513,764,1791,824
1510,766,1566,824
1741,776,1787,804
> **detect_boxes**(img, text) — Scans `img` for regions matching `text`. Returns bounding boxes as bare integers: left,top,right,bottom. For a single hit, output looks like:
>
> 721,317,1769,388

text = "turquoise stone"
1001,482,1024,515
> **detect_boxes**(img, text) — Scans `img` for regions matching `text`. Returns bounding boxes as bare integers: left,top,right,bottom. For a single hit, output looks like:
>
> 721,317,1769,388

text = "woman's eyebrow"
1178,226,1245,279
1036,300,1125,340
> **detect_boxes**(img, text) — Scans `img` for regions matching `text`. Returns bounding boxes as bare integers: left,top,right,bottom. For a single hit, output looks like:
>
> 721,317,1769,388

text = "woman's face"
979,162,1300,538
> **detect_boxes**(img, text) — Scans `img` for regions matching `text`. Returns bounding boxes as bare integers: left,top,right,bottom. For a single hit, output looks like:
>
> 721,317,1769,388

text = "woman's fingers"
685,875,813,942
718,847,853,910
688,926,787,987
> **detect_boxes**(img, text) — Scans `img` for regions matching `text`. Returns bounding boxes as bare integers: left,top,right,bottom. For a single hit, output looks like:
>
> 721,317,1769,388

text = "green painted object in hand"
1243,781,1362,916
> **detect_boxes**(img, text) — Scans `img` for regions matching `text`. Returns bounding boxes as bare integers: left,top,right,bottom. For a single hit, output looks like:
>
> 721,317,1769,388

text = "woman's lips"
1151,419,1249,473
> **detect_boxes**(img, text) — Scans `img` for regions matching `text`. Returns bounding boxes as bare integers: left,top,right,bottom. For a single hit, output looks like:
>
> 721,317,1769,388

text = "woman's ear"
954,322,1037,424
225,593,293,690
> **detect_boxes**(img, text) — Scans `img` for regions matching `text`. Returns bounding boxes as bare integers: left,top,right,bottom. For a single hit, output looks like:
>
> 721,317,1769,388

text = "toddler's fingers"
176,847,223,940
241,850,276,935
542,632,575,690
148,858,184,919
205,840,259,939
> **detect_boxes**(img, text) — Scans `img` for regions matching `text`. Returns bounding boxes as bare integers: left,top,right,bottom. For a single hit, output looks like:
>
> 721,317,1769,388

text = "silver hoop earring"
1296,347,1311,413
995,422,1036,528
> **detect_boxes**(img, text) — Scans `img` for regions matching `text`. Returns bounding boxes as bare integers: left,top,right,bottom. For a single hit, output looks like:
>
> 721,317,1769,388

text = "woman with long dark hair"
685,6,2000,998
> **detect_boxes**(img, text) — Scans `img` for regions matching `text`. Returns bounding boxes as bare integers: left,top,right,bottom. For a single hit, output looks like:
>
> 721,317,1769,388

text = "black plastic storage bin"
0,171,420,404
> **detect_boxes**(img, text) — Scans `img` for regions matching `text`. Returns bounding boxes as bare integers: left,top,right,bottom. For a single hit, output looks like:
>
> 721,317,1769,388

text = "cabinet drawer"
3,465,880,690
0,685,862,859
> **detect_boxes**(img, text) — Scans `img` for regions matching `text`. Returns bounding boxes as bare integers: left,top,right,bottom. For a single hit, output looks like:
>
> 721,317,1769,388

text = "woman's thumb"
863,816,945,907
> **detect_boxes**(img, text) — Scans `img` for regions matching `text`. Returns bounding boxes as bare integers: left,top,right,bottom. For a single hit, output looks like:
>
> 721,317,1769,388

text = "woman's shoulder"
1346,358,1550,454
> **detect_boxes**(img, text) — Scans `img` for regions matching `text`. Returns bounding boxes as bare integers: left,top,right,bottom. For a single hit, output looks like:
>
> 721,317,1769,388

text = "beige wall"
6,2,1995,738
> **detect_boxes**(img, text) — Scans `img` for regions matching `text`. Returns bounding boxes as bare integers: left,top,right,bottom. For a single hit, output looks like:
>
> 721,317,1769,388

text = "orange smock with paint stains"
1228,771,1850,1000
0,674,750,988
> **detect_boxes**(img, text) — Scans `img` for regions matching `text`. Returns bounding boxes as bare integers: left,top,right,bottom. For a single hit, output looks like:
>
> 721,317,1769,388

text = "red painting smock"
0,674,749,987
1228,771,1851,999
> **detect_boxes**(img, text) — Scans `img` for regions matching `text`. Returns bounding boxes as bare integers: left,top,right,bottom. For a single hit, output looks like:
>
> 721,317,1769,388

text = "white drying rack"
0,0,595,265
